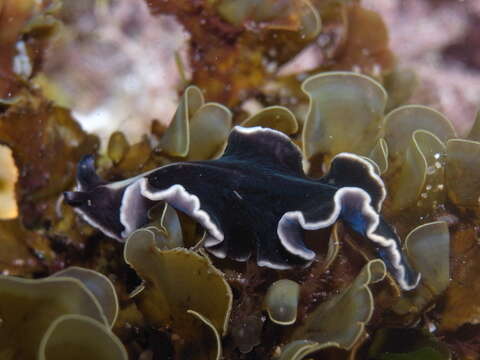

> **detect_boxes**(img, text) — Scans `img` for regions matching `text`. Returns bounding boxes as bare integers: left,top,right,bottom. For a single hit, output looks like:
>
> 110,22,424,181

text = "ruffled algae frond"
0,267,126,359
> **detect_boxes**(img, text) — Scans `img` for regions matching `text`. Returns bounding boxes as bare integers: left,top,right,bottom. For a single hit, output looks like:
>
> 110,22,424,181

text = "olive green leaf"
302,72,387,164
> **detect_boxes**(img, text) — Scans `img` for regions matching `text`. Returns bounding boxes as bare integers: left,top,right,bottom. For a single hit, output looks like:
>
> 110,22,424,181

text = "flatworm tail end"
278,187,420,290
337,188,421,291
318,153,419,290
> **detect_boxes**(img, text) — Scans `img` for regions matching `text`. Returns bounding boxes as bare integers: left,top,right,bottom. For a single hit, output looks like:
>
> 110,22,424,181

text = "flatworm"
64,126,420,290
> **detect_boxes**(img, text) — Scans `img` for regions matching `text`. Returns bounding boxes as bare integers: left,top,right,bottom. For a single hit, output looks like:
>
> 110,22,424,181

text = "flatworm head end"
63,155,127,241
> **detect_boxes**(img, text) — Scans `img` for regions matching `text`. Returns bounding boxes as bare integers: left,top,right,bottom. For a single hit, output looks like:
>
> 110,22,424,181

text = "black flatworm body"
64,126,420,290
